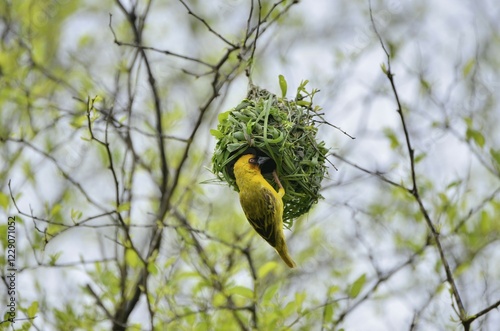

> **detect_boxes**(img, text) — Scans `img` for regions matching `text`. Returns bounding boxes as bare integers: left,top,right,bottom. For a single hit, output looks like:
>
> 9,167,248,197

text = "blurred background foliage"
0,0,499,330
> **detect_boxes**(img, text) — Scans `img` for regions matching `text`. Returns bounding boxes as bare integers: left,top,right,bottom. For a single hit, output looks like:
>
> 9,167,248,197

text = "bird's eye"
249,158,257,164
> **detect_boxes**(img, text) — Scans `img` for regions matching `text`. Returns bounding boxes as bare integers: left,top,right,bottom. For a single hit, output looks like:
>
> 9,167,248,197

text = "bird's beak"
257,156,270,166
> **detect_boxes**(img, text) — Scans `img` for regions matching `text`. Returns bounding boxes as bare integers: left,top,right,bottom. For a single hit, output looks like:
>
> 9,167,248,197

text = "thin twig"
108,15,213,68
315,115,356,140
178,0,236,48
335,236,429,325
369,0,467,324
464,298,500,326
245,0,262,80
86,284,115,322
4,138,106,211
330,152,407,189
452,185,500,233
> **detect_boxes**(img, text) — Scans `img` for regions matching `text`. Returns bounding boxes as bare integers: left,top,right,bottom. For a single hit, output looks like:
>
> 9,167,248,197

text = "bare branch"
109,14,214,68
178,0,237,48
369,0,467,323
464,298,500,327
330,152,408,190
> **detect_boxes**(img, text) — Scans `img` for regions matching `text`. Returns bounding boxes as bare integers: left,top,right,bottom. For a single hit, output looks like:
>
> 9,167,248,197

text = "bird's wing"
245,187,278,247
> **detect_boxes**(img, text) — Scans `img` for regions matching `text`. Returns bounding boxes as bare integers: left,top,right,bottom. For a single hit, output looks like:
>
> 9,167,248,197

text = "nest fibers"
211,80,329,226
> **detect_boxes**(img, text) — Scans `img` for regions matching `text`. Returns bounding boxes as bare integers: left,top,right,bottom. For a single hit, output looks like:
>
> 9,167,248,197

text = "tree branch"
369,0,467,324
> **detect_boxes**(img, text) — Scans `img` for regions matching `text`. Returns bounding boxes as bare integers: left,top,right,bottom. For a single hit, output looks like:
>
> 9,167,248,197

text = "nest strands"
211,81,328,225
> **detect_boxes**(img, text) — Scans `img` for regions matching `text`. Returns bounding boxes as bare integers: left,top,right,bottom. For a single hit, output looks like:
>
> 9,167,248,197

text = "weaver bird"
233,153,296,268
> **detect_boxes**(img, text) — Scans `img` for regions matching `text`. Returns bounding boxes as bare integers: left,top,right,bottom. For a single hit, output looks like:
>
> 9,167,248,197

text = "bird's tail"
276,242,297,268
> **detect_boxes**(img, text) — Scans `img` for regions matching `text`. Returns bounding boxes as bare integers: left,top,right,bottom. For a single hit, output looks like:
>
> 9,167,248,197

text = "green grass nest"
211,78,328,225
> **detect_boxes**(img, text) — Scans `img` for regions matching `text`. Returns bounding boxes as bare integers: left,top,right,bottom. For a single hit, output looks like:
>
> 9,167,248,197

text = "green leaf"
2,311,13,325
420,78,431,92
383,128,400,149
462,58,475,77
348,273,366,298
296,100,312,107
147,262,158,275
0,192,9,209
226,142,245,152
228,285,254,299
414,153,427,164
446,180,462,190
71,114,87,128
164,256,177,268
218,111,230,123
479,210,490,234
49,252,63,266
278,74,287,98
213,292,226,307
380,62,387,74
283,299,297,316
210,129,224,139
27,301,39,317
294,291,306,312
117,202,131,213
258,261,278,278
0,225,6,248
466,128,485,148
125,249,141,268
323,304,334,324
490,148,500,168
328,285,340,296
50,203,62,216
127,324,142,331
22,161,35,184
388,41,398,58
463,117,473,128
298,79,309,91
455,262,470,277
70,208,83,221
263,283,280,302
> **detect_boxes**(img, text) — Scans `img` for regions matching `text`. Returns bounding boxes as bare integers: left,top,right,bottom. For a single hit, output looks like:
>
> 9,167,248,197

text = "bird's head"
234,154,271,174
226,147,277,178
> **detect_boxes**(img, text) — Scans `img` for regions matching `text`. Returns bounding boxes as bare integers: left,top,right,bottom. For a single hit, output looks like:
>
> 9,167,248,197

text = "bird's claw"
272,170,284,190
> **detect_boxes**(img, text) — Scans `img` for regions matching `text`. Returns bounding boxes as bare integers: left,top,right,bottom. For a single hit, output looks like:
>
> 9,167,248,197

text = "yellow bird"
233,153,296,268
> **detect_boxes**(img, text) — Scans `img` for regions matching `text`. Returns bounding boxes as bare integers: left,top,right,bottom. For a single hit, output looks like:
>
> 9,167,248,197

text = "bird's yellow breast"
233,155,282,210
238,175,283,215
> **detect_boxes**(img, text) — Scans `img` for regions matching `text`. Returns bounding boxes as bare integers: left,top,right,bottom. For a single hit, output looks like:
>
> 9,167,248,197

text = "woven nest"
211,80,328,226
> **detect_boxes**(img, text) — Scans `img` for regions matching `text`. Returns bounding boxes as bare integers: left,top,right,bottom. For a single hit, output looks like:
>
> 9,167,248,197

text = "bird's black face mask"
228,147,276,178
